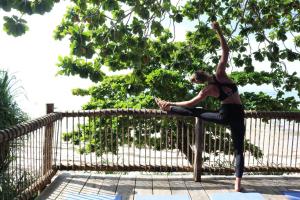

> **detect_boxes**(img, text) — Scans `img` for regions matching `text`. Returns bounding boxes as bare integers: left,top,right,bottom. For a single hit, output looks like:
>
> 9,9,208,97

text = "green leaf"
254,51,264,62
131,17,144,35
174,13,183,23
294,35,300,47
277,28,287,41
255,33,265,42
151,21,164,37
3,16,28,37
103,0,119,11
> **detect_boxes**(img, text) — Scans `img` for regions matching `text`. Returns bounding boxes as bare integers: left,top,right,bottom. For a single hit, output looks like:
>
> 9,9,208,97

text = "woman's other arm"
155,86,212,110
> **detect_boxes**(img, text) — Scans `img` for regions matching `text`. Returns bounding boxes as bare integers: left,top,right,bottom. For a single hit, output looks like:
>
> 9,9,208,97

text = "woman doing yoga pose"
155,21,245,192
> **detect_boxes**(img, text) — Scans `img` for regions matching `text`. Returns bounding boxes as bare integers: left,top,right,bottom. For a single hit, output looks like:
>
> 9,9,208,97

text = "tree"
54,0,300,162
0,0,60,36
53,0,300,112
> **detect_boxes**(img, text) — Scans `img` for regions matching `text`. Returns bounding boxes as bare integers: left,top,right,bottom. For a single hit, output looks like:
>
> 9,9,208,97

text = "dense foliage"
52,0,299,111
0,0,60,36
0,70,29,198
0,71,28,129
2,0,299,110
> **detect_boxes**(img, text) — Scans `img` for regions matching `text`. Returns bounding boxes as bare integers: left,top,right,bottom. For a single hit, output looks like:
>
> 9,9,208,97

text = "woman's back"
209,74,242,105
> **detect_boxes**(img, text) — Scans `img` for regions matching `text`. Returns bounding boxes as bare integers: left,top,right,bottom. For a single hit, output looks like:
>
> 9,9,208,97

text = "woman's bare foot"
235,177,242,192
155,97,171,111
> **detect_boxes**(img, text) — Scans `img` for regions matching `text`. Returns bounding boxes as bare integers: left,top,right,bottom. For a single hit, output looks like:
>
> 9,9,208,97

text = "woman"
155,21,245,192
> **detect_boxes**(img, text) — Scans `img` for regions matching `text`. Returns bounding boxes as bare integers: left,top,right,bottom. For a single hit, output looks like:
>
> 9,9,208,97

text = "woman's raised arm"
212,22,229,78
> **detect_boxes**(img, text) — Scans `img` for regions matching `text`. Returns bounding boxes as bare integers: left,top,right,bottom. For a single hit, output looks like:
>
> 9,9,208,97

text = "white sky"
0,2,299,119
0,1,93,118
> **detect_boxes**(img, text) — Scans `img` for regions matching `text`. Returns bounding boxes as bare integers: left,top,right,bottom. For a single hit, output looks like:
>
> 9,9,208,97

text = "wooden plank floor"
38,171,300,200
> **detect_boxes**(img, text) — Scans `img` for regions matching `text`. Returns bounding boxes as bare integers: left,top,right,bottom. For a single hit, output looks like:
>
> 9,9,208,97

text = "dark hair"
190,70,208,83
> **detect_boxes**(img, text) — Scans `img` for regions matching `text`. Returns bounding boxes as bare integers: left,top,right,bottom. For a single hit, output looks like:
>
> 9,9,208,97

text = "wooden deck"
38,171,300,200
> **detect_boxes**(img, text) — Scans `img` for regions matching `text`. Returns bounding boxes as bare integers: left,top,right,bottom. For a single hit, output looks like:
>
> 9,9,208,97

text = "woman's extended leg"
169,106,210,117
169,106,228,125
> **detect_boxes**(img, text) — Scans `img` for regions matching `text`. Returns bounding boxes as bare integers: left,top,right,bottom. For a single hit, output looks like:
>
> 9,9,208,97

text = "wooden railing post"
194,117,204,182
43,104,54,175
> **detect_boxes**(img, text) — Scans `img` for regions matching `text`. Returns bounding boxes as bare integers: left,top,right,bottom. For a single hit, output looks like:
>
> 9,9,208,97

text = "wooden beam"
194,118,204,182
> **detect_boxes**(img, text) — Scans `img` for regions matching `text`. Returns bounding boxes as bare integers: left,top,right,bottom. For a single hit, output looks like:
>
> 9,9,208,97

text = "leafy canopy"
0,0,60,36
2,0,299,110
53,0,300,111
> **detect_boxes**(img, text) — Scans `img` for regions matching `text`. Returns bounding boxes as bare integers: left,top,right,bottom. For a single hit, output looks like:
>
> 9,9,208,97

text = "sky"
0,1,93,118
0,2,299,119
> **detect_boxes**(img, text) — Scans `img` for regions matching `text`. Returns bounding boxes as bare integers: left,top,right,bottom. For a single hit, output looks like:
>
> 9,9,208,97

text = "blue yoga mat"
283,191,300,200
135,194,190,200
66,193,122,200
210,192,264,200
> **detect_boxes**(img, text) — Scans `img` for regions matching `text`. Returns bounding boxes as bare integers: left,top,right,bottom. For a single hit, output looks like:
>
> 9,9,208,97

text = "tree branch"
172,18,176,42
125,11,132,26
230,0,249,36
247,34,252,54
143,11,156,37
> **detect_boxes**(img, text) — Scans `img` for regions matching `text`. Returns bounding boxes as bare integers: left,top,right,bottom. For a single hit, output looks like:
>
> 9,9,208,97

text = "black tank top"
210,75,238,101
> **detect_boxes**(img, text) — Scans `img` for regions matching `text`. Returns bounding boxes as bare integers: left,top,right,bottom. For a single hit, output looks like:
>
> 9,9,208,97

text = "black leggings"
169,104,245,178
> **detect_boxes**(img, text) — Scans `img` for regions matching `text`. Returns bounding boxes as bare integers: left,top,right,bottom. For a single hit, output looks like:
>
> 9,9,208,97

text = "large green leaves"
1,0,58,36
54,0,300,162
3,16,28,37
2,0,297,110
52,0,300,111
56,56,105,82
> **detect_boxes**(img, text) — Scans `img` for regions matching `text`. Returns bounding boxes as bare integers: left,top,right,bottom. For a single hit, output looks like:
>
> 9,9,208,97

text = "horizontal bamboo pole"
61,109,180,118
56,164,193,172
0,113,62,143
54,165,300,174
201,166,300,174
61,109,300,119
245,110,300,119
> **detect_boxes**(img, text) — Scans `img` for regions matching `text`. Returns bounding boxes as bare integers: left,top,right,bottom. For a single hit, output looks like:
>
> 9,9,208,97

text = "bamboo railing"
0,105,62,200
56,109,195,173
0,104,299,199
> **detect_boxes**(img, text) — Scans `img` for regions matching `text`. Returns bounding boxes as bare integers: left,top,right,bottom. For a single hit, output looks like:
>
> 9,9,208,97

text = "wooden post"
43,104,54,175
194,117,204,182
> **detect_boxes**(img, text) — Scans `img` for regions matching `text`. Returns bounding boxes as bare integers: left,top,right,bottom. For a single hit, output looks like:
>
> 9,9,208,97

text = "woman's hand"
155,97,171,111
211,21,220,31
